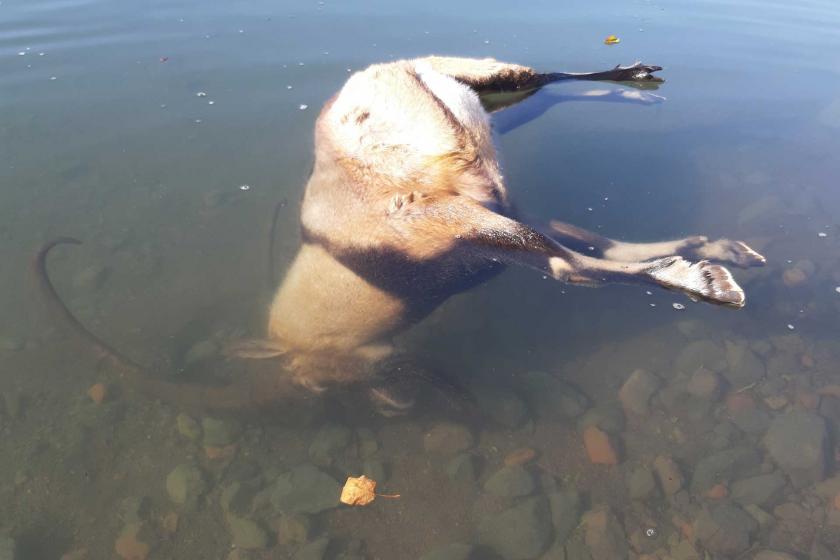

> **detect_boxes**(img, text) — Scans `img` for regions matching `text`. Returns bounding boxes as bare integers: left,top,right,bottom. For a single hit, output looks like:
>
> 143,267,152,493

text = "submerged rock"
627,466,657,500
693,503,757,556
423,423,474,455
446,453,477,485
0,537,16,560
520,371,589,420
484,465,535,498
764,411,827,488
295,537,330,560
419,543,475,560
477,496,552,560
473,385,529,428
675,340,726,375
724,341,766,388
226,515,269,549
276,514,312,546
752,551,797,560
202,416,241,447
576,402,625,434
581,507,627,560
176,413,201,441
165,464,207,509
618,369,661,415
582,426,619,465
653,455,684,496
309,424,352,466
270,464,340,514
731,472,786,507
690,448,762,495
114,522,153,560
548,489,581,544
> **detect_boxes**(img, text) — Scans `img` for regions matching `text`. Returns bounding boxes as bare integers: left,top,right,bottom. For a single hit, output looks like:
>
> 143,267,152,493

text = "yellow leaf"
340,475,377,506
604,35,620,45
340,475,400,506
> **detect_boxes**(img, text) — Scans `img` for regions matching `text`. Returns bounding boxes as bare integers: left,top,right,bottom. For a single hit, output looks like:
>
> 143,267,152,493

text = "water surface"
2,0,840,558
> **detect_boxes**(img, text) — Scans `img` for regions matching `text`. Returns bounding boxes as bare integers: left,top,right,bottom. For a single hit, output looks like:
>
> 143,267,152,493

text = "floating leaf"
340,475,400,506
604,35,620,45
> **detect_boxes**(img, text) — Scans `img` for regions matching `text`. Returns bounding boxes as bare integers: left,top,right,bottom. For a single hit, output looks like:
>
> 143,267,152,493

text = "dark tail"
33,238,293,411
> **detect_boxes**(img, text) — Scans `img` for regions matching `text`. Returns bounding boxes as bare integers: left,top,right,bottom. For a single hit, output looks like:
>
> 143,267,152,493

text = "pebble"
423,422,474,455
445,453,477,485
269,464,340,514
520,371,590,420
753,552,798,560
87,383,107,404
724,341,766,388
653,455,684,496
782,267,807,287
582,507,628,560
687,368,721,399
226,515,268,549
473,385,529,428
0,537,16,560
275,513,311,546
618,369,660,415
418,543,475,560
577,402,625,434
582,426,619,465
691,448,761,495
693,503,758,556
703,483,728,499
309,423,352,466
114,522,152,560
730,472,786,507
295,537,330,560
504,447,537,466
201,416,241,447
476,496,552,560
547,489,581,543
725,392,756,414
484,465,535,498
627,466,657,500
0,336,24,351
175,413,201,440
764,411,828,488
165,464,207,509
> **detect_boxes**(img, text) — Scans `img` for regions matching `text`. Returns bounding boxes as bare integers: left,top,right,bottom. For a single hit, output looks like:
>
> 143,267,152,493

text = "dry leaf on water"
604,35,620,45
340,475,400,506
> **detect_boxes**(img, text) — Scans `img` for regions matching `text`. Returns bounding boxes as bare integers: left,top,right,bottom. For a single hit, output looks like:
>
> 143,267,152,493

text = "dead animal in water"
35,57,765,413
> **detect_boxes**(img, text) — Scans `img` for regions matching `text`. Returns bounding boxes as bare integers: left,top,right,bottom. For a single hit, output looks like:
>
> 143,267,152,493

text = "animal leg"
398,198,746,306
547,220,766,268
416,56,663,95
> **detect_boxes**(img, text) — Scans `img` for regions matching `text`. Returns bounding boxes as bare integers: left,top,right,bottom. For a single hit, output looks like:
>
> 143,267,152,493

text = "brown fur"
35,56,765,411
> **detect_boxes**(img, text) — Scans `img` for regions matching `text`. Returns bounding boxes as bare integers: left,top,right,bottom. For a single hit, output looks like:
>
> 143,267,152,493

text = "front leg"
547,220,766,268
391,197,747,307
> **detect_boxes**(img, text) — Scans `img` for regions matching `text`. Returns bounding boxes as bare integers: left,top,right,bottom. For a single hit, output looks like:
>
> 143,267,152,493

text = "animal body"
37,56,765,413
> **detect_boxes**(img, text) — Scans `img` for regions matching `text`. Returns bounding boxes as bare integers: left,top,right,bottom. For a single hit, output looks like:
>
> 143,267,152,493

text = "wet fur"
35,56,765,411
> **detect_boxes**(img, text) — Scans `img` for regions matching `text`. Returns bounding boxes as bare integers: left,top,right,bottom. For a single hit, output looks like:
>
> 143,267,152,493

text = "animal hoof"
613,61,664,82
648,256,745,308
696,239,767,268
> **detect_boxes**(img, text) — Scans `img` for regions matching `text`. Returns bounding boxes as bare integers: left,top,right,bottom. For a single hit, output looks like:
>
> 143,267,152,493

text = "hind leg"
547,220,766,268
417,56,663,92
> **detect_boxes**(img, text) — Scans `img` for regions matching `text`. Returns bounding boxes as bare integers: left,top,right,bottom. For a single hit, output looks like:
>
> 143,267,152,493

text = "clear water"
2,0,840,558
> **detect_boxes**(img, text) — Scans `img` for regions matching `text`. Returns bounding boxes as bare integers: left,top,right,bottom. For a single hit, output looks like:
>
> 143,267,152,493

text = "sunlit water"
2,0,840,558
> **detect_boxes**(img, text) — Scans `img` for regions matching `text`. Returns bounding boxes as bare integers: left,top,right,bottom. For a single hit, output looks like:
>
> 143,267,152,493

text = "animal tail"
267,198,286,290
33,238,291,411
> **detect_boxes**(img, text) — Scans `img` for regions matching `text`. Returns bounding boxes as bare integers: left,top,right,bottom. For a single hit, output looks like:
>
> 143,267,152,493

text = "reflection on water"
2,0,840,558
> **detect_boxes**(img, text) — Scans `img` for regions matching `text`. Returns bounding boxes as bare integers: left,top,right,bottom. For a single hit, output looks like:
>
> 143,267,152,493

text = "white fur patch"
648,257,745,307
414,61,489,132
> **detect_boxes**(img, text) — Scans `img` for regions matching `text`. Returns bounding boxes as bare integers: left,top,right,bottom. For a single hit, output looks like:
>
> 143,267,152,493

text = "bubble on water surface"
672,303,685,310
239,185,250,191
196,91,207,97
817,232,827,238
645,527,658,538
207,100,215,105
299,104,308,110
787,324,795,330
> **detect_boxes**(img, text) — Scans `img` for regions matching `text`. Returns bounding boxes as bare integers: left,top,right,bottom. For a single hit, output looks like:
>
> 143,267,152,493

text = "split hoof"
648,256,745,308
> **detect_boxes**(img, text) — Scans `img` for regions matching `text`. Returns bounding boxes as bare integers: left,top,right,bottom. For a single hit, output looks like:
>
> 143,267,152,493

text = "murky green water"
2,0,840,558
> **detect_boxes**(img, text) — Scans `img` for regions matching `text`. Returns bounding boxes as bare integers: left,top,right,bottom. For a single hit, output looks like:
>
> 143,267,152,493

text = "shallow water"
2,0,840,558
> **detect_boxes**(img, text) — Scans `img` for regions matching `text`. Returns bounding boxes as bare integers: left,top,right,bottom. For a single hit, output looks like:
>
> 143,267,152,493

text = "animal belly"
268,243,408,353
